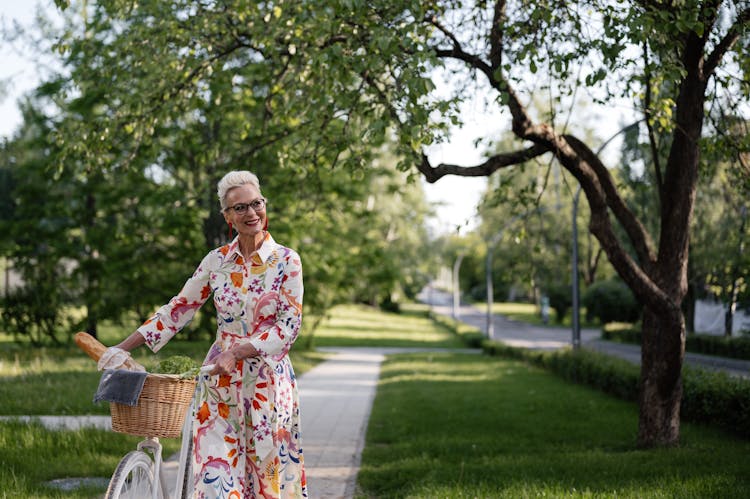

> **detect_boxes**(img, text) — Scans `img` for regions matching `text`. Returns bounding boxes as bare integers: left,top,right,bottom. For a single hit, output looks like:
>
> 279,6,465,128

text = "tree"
416,2,750,448
48,0,749,447
1,91,209,339
414,1,749,447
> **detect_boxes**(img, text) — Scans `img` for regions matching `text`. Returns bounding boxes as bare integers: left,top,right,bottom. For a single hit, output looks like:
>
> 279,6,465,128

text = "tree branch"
564,133,658,269
642,41,664,204
704,7,750,77
432,47,494,81
417,144,549,183
422,2,667,311
550,134,670,312
428,2,536,140
488,0,507,71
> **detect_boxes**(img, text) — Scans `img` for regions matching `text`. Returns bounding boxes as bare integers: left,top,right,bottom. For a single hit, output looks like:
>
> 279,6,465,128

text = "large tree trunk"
638,305,685,446
634,28,707,448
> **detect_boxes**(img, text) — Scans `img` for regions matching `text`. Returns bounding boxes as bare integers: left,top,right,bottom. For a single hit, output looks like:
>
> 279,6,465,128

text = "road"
419,286,750,378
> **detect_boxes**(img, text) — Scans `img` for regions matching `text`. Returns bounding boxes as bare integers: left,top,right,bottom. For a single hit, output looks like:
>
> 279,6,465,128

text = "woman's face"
223,184,267,238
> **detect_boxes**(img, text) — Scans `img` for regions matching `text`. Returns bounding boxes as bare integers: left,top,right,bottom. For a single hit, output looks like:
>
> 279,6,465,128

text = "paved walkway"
299,347,383,498
299,346,478,497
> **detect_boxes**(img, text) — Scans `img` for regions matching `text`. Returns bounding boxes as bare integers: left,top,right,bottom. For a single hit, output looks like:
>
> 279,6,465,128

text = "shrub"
681,367,750,437
378,295,401,313
583,279,640,324
601,324,642,344
603,325,750,361
685,334,750,361
0,285,69,346
430,313,485,348
546,283,572,323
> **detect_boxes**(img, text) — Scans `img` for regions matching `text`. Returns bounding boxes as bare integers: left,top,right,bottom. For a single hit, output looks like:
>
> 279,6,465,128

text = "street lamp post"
485,245,495,338
725,205,747,336
571,187,582,349
452,253,465,319
485,213,527,338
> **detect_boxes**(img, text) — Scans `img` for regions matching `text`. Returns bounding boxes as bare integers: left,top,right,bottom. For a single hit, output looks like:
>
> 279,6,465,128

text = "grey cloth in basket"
93,369,148,406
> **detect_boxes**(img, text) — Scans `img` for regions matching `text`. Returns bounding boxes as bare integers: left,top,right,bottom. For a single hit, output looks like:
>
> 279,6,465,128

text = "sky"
0,1,627,236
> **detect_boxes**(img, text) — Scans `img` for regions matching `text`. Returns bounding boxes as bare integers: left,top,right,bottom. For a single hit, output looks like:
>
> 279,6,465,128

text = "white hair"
217,170,262,210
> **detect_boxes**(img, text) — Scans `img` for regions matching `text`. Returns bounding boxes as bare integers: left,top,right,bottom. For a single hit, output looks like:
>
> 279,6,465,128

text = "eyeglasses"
225,198,266,214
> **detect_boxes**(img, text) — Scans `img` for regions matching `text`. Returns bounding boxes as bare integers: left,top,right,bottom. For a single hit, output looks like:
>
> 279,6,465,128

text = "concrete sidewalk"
298,347,384,498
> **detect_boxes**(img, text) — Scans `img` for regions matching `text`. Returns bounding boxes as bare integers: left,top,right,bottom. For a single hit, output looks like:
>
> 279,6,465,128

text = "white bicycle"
104,365,213,499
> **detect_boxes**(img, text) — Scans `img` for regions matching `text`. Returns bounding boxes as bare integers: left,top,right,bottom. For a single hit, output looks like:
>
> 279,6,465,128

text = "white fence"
694,299,750,335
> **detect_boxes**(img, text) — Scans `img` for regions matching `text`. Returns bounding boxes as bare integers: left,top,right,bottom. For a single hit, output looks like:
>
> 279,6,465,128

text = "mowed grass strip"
357,352,750,498
312,304,465,349
0,337,325,416
0,420,179,498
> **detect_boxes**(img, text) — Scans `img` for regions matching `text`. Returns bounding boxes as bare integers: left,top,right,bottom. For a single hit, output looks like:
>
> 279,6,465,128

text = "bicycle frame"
172,402,194,499
136,437,165,499
172,365,214,498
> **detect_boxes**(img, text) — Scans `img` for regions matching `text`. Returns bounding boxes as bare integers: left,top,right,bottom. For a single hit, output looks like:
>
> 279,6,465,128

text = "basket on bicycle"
110,373,197,439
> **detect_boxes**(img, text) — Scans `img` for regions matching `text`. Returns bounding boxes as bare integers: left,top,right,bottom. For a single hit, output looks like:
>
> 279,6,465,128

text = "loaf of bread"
74,332,142,370
74,332,107,361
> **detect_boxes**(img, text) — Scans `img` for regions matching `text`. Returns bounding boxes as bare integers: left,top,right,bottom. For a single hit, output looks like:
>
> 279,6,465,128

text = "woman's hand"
209,343,259,375
210,349,239,375
97,346,146,372
97,347,130,370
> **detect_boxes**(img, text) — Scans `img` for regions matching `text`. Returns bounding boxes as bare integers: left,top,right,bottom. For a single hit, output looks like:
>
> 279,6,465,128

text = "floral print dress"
136,233,307,498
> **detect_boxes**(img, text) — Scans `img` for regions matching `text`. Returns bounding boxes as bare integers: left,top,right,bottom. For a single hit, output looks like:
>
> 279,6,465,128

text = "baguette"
74,332,142,370
74,332,107,361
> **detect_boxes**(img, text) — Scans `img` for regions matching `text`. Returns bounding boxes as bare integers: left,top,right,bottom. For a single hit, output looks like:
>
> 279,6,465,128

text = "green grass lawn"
358,352,750,498
0,334,324,416
308,303,465,349
0,421,173,498
487,302,603,329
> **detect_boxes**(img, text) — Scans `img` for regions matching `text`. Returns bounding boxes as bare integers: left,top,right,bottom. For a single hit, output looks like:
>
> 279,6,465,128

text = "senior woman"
99,170,307,498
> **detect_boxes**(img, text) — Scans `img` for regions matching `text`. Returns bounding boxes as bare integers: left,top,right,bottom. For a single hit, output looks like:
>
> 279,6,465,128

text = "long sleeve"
137,252,213,352
249,249,303,363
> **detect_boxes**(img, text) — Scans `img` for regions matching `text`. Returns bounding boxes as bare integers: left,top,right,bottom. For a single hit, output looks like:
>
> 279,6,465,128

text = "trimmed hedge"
429,312,485,348
680,366,750,436
481,341,640,402
603,326,750,361
431,314,750,439
686,335,750,360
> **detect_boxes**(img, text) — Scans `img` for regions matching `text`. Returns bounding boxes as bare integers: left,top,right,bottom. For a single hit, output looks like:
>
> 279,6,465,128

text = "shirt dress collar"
226,232,277,264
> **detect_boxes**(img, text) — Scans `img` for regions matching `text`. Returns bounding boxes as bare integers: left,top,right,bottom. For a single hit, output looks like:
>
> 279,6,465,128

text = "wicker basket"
110,373,197,438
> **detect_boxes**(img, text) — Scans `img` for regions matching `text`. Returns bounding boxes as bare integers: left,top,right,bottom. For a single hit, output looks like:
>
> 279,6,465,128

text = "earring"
227,222,233,240
263,217,268,231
